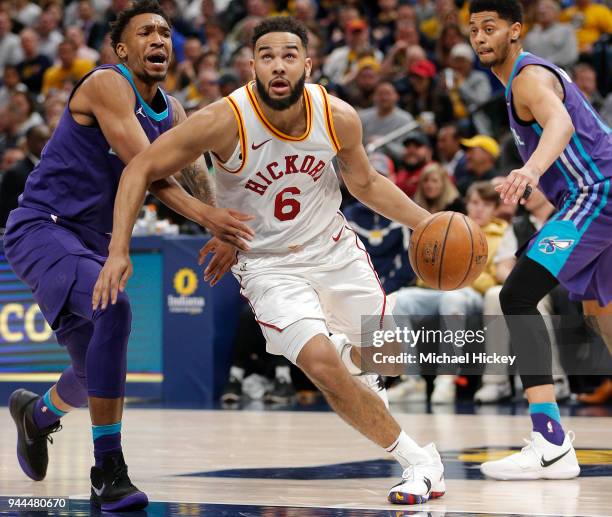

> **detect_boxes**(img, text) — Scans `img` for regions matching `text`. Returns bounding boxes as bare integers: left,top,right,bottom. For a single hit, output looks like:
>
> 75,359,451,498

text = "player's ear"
116,42,127,61
305,56,312,80
510,22,522,43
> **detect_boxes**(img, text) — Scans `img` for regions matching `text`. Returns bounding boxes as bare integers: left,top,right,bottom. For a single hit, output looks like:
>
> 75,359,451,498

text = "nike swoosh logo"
251,139,271,150
423,476,432,492
541,448,571,467
23,413,34,445
92,483,105,496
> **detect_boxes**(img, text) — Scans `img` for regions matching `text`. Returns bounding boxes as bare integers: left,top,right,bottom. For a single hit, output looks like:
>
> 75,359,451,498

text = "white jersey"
211,81,342,254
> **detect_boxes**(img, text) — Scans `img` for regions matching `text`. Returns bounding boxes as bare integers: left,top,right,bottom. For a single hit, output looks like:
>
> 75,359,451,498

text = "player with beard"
5,1,251,511
93,16,450,506
469,0,611,480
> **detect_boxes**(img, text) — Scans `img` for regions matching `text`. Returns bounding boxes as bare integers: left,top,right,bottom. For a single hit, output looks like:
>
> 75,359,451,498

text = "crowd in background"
0,0,610,406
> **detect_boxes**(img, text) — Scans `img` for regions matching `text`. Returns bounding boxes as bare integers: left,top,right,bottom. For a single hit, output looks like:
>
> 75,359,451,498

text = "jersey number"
274,187,301,221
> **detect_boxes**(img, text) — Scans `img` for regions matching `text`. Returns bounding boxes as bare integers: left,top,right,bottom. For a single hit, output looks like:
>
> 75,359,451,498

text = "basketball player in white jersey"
93,17,445,505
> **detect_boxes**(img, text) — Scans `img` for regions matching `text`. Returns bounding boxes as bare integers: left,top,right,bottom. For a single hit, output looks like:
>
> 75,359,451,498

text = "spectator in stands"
42,39,95,96
292,0,319,35
380,19,421,76
230,46,254,86
0,147,25,176
74,0,106,51
435,23,466,69
524,0,578,69
343,152,415,294
175,36,203,90
444,43,492,133
0,124,50,227
65,25,99,63
372,0,401,49
340,56,381,109
393,131,433,198
413,162,465,215
436,123,466,178
394,181,515,403
573,62,604,113
183,68,221,109
474,187,571,403
17,28,51,95
0,10,23,75
36,9,64,61
9,90,44,138
323,18,383,85
360,81,414,160
400,58,454,133
43,91,67,130
560,0,612,54
420,0,458,41
0,65,26,107
456,135,500,197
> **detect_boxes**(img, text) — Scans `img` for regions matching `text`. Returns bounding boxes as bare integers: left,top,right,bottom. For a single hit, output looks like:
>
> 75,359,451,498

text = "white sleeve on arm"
494,226,519,264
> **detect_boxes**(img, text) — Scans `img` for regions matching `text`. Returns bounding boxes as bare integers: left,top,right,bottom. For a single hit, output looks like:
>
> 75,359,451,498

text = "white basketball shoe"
388,443,446,504
480,431,580,480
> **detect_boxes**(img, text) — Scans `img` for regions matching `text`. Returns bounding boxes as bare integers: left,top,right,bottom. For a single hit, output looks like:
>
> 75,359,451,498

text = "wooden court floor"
0,407,611,516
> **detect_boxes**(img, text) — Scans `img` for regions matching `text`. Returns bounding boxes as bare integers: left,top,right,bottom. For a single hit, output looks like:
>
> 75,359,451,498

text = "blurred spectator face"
58,41,78,68
3,66,20,88
160,0,177,19
467,189,497,227
466,147,495,175
345,22,369,49
111,0,130,13
338,6,360,28
20,28,39,57
77,0,94,21
232,47,254,84
1,148,25,172
307,32,322,73
440,24,464,51
200,0,215,18
294,0,317,22
27,125,51,158
422,170,444,200
435,0,455,17
535,0,559,26
405,45,427,71
395,20,419,46
66,26,86,50
247,0,270,17
46,4,64,25
198,51,218,72
356,66,380,92
373,82,398,113
184,37,202,63
38,11,58,35
252,32,309,111
379,0,398,13
403,141,432,169
450,55,472,77
574,65,597,97
44,93,67,121
397,4,416,22
0,11,11,36
239,16,264,47
116,13,172,83
437,126,460,162
11,92,32,117
197,69,220,98
204,22,225,50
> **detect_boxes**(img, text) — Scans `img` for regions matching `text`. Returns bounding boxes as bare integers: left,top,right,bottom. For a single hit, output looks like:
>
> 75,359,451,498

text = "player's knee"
93,292,132,334
499,281,530,314
299,345,345,393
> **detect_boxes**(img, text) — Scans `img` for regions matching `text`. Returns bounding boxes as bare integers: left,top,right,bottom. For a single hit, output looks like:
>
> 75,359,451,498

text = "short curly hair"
109,0,171,52
469,0,523,24
252,16,308,50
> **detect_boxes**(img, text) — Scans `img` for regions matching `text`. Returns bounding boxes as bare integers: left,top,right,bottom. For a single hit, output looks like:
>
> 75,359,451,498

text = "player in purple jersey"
4,0,253,511
469,0,611,481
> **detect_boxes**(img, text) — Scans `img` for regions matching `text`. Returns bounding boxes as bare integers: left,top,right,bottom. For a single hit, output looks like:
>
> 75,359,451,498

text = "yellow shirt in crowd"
560,3,612,51
42,59,96,95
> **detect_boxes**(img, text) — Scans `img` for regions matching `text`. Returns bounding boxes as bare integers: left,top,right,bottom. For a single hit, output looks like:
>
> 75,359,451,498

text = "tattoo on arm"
179,160,216,206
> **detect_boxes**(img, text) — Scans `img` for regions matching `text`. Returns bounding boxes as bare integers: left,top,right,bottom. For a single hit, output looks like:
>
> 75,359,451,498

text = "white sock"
386,430,429,469
230,366,244,382
275,365,291,382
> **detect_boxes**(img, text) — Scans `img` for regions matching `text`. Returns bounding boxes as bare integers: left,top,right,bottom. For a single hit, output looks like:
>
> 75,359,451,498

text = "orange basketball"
409,212,488,291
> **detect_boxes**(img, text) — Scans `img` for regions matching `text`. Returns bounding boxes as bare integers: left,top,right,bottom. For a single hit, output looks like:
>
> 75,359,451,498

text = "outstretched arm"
330,95,430,229
497,66,575,204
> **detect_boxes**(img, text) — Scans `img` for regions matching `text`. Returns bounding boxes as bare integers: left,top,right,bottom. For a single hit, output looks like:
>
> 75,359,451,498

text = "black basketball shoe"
90,452,148,511
9,389,62,481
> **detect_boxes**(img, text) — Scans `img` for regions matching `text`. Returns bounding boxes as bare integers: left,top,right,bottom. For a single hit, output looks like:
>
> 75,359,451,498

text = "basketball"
409,212,488,291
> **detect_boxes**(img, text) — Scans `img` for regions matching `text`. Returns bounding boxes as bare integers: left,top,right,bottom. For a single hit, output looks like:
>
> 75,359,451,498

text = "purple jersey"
507,52,612,306
507,52,611,215
18,64,173,234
